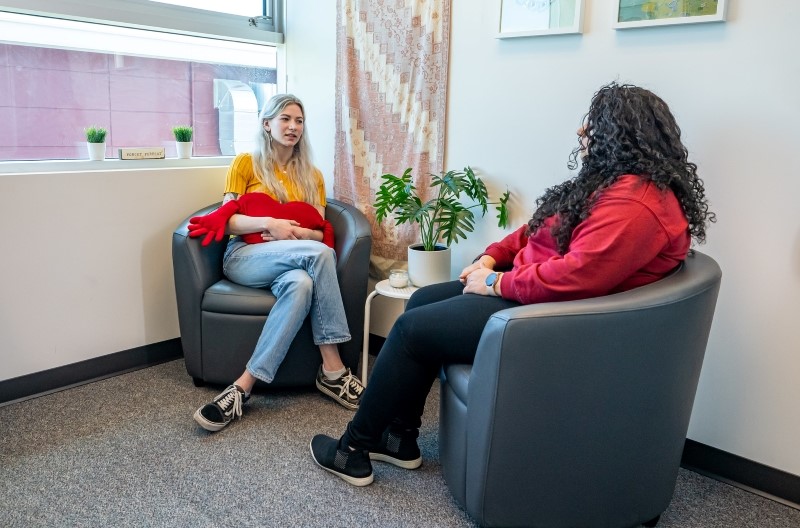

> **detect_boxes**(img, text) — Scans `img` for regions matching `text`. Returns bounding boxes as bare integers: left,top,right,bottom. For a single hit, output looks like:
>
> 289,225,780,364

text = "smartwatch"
485,272,500,295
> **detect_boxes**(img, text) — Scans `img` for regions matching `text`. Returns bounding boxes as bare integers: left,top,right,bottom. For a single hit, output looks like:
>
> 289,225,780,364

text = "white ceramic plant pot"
176,141,193,159
87,142,106,161
407,243,451,287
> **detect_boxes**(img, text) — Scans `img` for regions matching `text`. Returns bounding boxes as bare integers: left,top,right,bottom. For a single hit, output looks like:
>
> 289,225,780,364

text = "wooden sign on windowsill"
118,147,166,160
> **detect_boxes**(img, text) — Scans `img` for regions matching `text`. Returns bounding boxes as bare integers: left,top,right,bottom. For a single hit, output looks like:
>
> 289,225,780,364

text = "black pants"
345,280,520,449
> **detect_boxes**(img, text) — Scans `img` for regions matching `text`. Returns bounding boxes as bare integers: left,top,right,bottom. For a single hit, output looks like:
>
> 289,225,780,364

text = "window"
0,0,282,161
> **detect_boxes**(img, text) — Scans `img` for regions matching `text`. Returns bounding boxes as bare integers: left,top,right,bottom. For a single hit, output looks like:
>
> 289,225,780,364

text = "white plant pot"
87,142,106,161
407,243,451,287
176,141,193,159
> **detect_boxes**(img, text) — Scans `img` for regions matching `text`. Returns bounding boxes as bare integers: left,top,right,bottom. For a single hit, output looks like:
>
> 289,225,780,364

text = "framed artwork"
613,0,728,29
496,0,585,38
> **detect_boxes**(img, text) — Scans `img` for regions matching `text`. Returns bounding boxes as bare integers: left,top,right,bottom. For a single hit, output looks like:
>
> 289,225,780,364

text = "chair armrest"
172,202,227,361
325,198,373,277
325,199,373,363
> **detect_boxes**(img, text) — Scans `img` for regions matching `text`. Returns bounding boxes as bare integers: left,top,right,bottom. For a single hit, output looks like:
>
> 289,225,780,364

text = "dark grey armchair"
439,251,722,528
172,198,372,388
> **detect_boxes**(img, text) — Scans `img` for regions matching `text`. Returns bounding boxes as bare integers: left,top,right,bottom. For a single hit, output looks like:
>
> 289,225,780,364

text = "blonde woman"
193,94,364,432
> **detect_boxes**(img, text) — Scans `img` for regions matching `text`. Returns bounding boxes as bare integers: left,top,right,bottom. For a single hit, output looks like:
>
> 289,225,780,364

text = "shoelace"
215,386,243,419
338,373,364,399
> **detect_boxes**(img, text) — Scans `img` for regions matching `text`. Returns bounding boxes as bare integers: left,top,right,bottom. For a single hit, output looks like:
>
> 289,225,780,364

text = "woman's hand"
460,254,499,296
261,223,324,243
290,226,323,242
261,217,301,241
462,267,495,296
459,255,496,284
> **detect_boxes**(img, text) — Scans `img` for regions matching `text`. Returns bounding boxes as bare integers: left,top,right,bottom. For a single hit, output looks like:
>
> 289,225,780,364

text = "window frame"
0,0,283,44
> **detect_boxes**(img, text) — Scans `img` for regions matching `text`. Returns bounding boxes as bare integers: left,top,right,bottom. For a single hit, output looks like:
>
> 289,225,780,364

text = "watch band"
492,272,503,295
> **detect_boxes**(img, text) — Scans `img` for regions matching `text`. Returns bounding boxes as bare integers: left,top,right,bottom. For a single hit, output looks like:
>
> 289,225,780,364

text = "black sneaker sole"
315,380,359,410
309,439,374,486
369,452,422,469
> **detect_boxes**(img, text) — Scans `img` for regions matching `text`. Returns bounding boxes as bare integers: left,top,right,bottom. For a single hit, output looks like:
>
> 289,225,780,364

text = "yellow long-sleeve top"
223,152,326,206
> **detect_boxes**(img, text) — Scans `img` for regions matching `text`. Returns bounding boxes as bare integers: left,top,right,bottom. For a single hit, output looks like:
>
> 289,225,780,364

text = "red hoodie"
484,175,690,304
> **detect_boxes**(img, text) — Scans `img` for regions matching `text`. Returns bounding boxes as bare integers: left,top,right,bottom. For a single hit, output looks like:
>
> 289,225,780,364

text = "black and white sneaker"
315,367,364,410
193,384,248,432
310,434,373,486
369,426,422,469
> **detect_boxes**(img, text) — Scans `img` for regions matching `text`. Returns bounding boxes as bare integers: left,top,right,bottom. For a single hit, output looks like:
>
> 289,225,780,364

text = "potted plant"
375,166,511,286
172,125,193,159
85,126,107,161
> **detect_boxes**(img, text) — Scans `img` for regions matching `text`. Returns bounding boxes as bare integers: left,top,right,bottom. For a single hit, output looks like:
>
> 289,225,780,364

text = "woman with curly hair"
309,82,715,486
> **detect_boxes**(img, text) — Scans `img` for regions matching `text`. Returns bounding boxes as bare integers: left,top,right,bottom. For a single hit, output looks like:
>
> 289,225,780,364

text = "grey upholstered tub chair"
439,250,722,528
172,198,372,388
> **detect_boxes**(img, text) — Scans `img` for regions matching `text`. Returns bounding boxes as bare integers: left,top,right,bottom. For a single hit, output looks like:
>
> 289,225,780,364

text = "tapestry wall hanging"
334,0,451,270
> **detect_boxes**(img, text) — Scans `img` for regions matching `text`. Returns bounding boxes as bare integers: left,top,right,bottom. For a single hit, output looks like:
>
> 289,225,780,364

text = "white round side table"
361,279,419,385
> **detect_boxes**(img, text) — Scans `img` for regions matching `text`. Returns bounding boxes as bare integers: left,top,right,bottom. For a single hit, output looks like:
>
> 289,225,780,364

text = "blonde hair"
251,93,321,205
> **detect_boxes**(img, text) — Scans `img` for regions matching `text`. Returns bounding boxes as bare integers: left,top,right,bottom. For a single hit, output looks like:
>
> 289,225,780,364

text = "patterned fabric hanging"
334,0,451,273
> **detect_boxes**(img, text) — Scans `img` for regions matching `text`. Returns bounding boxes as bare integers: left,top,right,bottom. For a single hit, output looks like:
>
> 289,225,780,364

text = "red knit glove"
187,201,241,246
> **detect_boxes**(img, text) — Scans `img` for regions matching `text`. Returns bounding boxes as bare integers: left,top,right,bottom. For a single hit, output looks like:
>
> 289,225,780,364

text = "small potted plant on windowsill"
85,126,107,161
172,125,193,159
375,166,511,287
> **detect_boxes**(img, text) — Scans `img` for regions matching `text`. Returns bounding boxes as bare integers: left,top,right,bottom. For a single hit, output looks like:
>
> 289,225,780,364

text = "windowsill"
0,157,233,175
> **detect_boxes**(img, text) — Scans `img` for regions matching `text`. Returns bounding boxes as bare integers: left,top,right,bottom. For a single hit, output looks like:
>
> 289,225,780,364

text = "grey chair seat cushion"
202,279,277,316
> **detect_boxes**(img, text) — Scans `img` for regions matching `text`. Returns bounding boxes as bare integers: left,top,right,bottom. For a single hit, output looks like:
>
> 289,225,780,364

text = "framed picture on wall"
496,0,585,38
613,0,728,30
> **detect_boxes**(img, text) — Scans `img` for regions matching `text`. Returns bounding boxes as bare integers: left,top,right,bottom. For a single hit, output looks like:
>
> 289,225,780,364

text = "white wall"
0,164,225,380
285,0,800,477
3,0,798,480
284,0,337,183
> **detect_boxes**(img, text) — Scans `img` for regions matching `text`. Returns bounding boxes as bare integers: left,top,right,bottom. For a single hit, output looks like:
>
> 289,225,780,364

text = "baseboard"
0,338,183,406
681,439,800,510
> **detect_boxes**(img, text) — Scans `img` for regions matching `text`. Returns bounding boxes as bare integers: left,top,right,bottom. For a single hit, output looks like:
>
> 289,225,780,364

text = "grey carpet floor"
1,359,798,527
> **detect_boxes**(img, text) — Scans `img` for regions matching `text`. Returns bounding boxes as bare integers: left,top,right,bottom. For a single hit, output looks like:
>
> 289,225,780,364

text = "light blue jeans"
223,237,351,383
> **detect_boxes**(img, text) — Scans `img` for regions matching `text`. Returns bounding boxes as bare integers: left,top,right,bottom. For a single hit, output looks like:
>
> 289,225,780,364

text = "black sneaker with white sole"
369,426,422,469
193,384,249,432
310,434,374,486
315,367,364,410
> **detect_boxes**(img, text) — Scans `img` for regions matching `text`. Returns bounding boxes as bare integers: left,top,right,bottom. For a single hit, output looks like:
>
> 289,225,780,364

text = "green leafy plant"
85,126,107,143
375,166,511,251
172,125,193,142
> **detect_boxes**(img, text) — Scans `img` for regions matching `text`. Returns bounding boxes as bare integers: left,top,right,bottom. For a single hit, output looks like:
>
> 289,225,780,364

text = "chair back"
442,251,722,527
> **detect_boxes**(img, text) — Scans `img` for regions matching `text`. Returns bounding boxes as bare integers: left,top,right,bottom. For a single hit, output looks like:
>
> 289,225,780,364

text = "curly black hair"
527,82,715,254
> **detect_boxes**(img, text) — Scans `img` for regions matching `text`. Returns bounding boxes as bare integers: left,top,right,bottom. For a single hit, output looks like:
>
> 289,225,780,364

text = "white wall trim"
0,157,232,175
